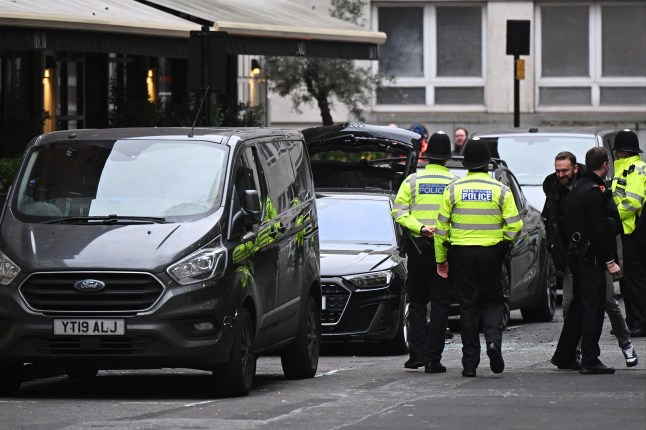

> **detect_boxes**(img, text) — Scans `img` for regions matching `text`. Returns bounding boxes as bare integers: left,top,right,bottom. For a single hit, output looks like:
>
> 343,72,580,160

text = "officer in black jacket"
551,147,621,374
542,152,584,275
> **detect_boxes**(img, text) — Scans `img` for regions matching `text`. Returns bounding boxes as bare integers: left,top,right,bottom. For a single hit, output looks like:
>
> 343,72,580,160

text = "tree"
264,0,390,126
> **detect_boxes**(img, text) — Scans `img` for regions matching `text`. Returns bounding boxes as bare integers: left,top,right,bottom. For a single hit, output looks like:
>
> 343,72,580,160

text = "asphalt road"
3,303,645,430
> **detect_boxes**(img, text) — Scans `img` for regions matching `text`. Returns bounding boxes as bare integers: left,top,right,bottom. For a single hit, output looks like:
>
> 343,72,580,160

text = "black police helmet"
461,139,492,169
425,131,452,160
614,130,642,154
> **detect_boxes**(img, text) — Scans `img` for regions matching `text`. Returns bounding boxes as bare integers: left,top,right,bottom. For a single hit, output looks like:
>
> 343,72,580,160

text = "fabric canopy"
0,0,385,59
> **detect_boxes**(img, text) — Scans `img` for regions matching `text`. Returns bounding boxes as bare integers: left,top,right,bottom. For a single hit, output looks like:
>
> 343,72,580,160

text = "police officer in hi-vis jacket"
392,132,457,374
434,140,523,377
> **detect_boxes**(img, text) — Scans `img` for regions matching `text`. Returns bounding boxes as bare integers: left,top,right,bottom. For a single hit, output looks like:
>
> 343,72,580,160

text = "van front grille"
20,272,164,313
27,335,155,355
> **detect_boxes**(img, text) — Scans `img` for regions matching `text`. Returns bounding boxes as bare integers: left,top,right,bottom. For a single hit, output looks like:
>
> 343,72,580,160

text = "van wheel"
0,365,23,397
521,254,557,322
281,295,320,379
214,307,256,396
66,369,98,379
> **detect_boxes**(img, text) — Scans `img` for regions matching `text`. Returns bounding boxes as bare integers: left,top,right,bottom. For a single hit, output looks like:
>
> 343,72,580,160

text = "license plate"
321,296,327,311
53,319,125,335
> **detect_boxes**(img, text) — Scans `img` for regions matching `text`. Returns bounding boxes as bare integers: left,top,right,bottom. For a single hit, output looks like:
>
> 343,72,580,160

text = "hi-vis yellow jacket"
434,171,523,263
391,164,458,237
612,155,646,235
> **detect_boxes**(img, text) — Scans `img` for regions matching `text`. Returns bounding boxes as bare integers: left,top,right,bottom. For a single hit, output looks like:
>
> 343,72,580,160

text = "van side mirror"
229,189,262,240
243,190,262,225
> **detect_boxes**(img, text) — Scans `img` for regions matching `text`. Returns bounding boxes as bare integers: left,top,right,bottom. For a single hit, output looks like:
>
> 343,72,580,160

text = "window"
373,4,485,108
537,2,646,109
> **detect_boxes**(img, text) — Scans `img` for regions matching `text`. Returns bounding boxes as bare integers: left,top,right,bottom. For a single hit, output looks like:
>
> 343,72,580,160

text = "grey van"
0,127,321,396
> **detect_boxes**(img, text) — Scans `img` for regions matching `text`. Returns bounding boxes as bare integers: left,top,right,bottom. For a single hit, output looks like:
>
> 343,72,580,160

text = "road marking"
315,369,346,377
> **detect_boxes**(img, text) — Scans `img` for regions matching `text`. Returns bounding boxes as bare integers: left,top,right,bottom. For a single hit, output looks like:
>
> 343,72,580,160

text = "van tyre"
214,307,256,396
0,365,23,397
281,295,320,379
521,254,557,322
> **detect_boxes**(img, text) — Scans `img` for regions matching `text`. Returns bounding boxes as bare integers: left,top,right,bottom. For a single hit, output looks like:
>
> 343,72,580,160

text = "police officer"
551,147,621,374
545,152,638,367
434,140,523,377
392,131,457,373
611,129,646,338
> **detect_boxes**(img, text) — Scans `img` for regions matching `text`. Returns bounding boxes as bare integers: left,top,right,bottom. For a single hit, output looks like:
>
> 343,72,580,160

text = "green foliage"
0,156,21,188
264,0,392,126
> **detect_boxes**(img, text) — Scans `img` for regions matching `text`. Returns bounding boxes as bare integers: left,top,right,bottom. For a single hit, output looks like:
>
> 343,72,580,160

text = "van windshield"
14,139,228,221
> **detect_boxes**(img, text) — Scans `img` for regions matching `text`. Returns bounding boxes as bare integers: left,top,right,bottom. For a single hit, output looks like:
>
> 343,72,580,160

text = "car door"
502,170,542,303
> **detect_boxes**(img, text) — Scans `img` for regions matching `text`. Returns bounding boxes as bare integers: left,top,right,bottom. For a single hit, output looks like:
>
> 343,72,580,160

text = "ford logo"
73,279,106,292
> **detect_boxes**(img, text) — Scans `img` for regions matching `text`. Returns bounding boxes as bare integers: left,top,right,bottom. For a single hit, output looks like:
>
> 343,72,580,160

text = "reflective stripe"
458,178,502,187
417,219,436,225
435,228,448,236
504,231,521,239
626,191,645,203
410,174,417,206
451,222,502,230
449,183,456,206
392,209,408,219
416,174,457,180
504,214,522,224
612,192,621,199
411,203,440,211
437,213,450,223
499,186,506,208
393,203,408,210
622,201,639,213
453,207,501,215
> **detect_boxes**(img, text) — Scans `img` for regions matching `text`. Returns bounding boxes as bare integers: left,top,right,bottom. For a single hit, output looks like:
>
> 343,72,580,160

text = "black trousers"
621,234,646,330
553,257,606,368
406,248,452,362
451,245,504,370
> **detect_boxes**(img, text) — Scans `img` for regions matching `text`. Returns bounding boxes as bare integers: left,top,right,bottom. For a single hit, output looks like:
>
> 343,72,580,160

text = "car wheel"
66,368,98,379
521,254,557,322
214,307,256,396
0,365,23,397
382,298,409,355
281,295,320,379
501,263,511,330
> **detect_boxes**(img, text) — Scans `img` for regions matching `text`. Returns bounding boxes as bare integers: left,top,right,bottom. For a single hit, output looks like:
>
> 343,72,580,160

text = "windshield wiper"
43,214,167,224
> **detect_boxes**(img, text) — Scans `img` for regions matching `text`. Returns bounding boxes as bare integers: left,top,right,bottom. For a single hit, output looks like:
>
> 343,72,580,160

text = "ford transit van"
0,127,320,396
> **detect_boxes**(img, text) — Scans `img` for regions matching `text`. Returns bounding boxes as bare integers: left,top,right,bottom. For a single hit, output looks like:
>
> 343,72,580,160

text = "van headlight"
0,251,20,285
167,244,227,286
343,270,393,289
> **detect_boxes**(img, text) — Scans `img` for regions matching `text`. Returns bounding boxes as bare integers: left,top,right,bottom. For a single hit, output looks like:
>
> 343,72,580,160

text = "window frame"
371,2,487,112
535,1,646,112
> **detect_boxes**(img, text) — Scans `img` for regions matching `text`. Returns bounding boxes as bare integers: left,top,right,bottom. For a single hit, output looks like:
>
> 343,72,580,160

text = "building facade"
269,0,646,145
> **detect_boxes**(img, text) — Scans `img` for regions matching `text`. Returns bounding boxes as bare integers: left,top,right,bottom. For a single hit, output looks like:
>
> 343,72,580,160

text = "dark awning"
0,27,190,59
0,0,386,60
227,36,379,60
